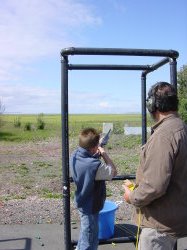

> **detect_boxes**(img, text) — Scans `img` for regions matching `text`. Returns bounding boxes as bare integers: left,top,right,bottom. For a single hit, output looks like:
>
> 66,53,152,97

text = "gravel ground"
0,138,135,225
0,197,134,225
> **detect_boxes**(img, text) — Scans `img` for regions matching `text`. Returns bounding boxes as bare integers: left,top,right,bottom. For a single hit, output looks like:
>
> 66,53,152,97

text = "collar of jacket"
151,113,179,133
78,146,93,157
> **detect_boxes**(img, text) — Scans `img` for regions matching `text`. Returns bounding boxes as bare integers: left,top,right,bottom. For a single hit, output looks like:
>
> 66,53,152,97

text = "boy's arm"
95,146,117,180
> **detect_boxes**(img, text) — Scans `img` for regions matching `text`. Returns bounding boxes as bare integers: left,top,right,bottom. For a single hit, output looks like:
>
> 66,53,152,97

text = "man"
123,82,187,249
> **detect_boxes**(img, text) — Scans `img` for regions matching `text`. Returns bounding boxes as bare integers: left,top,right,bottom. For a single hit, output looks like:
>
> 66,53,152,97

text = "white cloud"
1,83,61,114
0,0,101,81
1,83,140,114
69,90,140,114
99,102,110,108
109,0,126,13
0,1,141,114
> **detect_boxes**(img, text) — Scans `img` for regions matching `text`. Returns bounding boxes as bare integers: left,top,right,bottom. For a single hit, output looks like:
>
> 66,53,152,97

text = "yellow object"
128,183,135,191
135,208,141,250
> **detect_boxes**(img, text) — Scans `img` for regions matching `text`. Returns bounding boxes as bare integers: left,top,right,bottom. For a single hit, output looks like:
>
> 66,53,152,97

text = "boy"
70,127,117,250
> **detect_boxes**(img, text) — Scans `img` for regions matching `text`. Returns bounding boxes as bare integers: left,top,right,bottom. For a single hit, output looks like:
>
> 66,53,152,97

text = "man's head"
79,128,100,151
146,82,178,114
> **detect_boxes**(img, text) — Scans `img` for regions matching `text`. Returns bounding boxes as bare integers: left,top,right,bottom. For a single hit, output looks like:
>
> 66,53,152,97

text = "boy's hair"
79,128,100,150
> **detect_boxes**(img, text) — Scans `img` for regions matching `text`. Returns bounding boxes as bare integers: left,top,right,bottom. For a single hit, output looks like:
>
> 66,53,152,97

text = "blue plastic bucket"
98,200,118,239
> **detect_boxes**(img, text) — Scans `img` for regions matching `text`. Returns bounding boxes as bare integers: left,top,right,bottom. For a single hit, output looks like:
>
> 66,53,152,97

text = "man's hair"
79,128,100,150
146,82,178,113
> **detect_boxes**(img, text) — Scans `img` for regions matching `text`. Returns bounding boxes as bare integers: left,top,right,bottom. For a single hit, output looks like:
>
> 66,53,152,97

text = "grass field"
1,114,61,142
1,113,147,142
0,114,150,201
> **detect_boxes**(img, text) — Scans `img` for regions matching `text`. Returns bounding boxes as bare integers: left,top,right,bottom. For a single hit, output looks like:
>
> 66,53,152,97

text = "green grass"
40,188,62,199
69,113,142,122
0,113,151,142
0,113,150,201
0,114,61,142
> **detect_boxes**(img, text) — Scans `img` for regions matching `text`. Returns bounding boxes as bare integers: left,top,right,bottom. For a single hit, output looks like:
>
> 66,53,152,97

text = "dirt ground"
0,138,134,225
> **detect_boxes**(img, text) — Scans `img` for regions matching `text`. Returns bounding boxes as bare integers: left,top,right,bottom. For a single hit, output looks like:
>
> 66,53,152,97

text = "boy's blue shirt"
70,147,106,214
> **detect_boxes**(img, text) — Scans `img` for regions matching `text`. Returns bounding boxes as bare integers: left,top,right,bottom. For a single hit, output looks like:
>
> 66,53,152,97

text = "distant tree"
0,99,5,127
0,99,5,114
177,65,187,123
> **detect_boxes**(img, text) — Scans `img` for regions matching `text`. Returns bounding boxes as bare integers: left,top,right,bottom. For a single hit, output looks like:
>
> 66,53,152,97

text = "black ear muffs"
146,95,156,113
146,82,178,113
146,83,158,113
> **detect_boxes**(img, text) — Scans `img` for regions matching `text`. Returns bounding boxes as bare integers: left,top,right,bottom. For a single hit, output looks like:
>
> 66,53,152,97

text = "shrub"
178,65,187,123
37,113,45,130
14,117,21,127
113,121,124,134
179,98,187,123
24,122,32,131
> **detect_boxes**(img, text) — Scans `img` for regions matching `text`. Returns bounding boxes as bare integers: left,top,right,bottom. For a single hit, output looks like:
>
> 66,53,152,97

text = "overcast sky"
1,0,187,114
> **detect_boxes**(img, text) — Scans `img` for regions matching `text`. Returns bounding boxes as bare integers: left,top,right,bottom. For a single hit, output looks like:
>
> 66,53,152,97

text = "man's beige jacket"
130,114,187,237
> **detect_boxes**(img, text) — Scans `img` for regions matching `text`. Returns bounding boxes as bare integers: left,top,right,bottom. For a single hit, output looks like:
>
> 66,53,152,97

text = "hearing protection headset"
146,82,178,113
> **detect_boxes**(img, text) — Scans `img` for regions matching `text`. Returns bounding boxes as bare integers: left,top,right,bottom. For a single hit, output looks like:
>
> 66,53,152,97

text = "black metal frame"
60,47,179,250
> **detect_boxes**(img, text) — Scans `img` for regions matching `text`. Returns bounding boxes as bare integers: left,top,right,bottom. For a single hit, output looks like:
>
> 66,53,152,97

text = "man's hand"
122,184,131,203
124,179,133,187
122,179,135,203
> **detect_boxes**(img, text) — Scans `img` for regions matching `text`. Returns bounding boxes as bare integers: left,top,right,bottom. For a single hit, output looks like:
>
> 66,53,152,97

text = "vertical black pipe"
170,58,177,89
61,55,71,250
141,73,147,145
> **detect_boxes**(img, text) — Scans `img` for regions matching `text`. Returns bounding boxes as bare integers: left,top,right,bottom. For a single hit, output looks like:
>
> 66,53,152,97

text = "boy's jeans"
77,211,99,250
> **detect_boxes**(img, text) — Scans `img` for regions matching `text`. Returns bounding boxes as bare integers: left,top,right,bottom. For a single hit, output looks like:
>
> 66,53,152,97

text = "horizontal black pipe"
151,57,170,70
99,236,136,244
61,47,179,59
70,174,135,183
71,236,136,246
112,174,136,180
142,57,170,77
68,64,151,71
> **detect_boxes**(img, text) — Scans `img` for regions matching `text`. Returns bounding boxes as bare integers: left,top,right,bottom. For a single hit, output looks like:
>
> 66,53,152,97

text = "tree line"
178,64,187,123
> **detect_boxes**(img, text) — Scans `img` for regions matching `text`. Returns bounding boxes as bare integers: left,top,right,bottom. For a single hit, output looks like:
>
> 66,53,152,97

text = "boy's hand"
97,146,105,156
